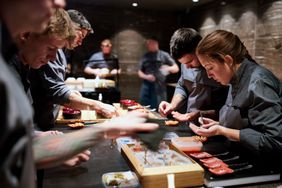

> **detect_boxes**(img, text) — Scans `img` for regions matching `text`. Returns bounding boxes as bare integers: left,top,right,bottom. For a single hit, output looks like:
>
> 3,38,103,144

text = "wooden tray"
121,143,204,188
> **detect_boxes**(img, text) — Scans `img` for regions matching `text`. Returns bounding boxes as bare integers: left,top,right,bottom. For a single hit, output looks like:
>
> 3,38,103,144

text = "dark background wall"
67,0,282,101
67,3,181,101
181,0,282,80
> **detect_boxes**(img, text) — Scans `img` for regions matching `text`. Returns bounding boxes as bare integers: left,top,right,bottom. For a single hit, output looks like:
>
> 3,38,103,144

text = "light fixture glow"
132,2,138,7
192,0,199,2
221,1,226,5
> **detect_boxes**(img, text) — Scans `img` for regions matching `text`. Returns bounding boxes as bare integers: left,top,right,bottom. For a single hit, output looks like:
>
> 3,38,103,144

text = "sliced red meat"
200,157,222,164
203,161,228,168
189,152,212,159
209,166,234,175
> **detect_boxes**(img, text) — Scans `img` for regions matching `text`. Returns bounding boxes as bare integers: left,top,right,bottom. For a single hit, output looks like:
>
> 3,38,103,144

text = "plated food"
102,171,139,188
192,136,207,142
200,157,222,164
171,137,203,152
130,142,193,168
67,122,85,129
189,152,212,159
165,120,179,126
209,166,234,175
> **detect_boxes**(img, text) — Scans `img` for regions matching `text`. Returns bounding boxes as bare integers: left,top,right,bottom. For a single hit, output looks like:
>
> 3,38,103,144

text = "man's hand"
171,111,199,122
159,65,170,76
96,102,117,118
34,130,63,138
158,101,173,117
63,149,91,167
100,111,158,139
145,74,156,82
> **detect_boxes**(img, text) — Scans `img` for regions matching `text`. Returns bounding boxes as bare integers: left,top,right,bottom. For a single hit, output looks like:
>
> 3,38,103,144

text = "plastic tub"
171,137,203,152
102,171,139,188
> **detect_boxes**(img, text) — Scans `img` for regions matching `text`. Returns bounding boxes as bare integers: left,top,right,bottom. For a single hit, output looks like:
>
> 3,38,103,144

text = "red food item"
200,157,222,164
209,166,234,175
189,152,212,159
120,99,137,106
62,107,81,119
204,161,228,168
133,143,143,152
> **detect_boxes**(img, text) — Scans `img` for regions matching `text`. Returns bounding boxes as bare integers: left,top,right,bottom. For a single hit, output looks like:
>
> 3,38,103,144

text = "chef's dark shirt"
0,22,35,188
29,49,72,131
0,54,35,188
86,51,118,70
219,58,282,157
175,64,228,113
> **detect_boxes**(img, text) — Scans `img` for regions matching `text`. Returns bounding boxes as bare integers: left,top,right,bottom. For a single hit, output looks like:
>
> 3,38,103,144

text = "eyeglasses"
101,44,111,48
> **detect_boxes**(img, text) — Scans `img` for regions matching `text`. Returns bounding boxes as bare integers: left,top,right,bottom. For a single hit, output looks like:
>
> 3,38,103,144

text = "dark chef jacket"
0,22,35,188
175,64,228,113
219,58,282,157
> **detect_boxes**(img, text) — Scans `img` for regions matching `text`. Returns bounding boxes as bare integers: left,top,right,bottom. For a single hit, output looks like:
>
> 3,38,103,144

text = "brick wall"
67,0,281,100
66,3,181,99
182,0,282,80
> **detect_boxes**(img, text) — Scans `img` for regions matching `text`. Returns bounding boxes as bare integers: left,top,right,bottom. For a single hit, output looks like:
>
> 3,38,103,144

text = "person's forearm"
65,92,100,111
168,64,179,74
170,94,185,110
33,127,105,169
138,70,147,80
84,67,96,75
219,126,240,141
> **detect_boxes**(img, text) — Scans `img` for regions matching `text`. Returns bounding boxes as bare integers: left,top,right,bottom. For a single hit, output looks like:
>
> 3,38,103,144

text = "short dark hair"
147,36,159,42
170,28,202,59
67,9,94,33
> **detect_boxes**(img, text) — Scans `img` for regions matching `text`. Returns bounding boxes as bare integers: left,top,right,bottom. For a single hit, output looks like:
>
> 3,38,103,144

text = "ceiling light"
192,0,199,2
221,1,226,5
132,2,138,7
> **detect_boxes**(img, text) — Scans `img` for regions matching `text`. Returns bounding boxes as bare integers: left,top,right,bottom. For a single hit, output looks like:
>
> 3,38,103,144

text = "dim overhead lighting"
192,0,199,2
132,2,138,7
221,1,226,5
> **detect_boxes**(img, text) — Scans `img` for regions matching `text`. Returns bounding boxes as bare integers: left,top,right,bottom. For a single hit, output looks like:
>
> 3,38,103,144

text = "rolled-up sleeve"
174,74,188,98
38,61,72,104
240,78,282,156
163,52,176,66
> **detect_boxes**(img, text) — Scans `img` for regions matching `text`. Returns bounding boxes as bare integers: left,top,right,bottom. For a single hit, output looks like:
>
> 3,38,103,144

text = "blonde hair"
42,8,76,41
196,30,254,64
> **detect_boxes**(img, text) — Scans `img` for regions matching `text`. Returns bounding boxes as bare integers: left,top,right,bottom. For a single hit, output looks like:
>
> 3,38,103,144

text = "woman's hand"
198,117,218,128
189,123,222,137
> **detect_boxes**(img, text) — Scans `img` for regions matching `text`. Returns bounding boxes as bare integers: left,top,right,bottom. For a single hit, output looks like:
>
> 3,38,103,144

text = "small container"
62,107,81,119
171,137,203,152
102,171,139,188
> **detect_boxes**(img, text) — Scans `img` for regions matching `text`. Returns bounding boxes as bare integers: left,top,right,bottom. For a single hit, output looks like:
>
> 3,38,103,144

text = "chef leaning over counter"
28,9,115,131
0,0,159,187
190,30,282,160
